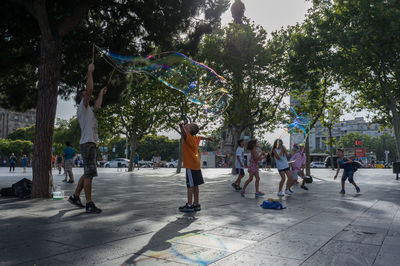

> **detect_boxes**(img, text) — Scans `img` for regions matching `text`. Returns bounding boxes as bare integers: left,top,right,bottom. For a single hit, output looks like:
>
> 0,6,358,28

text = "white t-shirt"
235,146,245,169
77,100,98,144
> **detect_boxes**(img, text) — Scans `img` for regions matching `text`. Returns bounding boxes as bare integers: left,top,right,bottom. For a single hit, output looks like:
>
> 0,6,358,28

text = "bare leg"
74,176,85,196
341,181,345,190
350,181,358,188
187,187,194,205
285,171,294,190
193,186,199,205
235,174,244,187
278,171,286,192
242,174,254,191
255,173,261,193
68,170,74,181
83,178,93,203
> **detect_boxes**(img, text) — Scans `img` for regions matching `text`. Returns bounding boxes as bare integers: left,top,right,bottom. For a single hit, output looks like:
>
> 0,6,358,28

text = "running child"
272,139,294,196
178,121,214,212
232,139,245,191
240,139,266,197
290,144,308,190
334,148,360,194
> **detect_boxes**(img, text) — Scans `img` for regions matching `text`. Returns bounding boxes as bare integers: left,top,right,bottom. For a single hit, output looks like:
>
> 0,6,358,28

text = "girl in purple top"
290,144,309,190
240,139,266,198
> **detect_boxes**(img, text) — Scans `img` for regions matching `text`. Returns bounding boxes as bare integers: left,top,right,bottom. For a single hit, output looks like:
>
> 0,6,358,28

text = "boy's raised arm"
178,121,187,140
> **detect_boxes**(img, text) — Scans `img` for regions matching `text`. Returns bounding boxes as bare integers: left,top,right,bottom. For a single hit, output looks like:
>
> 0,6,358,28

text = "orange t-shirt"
182,133,201,170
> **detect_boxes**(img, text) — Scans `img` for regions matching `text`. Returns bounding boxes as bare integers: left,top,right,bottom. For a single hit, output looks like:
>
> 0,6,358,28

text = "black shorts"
342,170,354,183
186,169,204,188
236,168,245,175
278,167,290,173
80,142,98,178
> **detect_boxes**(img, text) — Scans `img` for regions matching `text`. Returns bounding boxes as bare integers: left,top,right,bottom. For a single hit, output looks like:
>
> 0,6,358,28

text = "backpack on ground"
12,178,32,199
260,200,286,210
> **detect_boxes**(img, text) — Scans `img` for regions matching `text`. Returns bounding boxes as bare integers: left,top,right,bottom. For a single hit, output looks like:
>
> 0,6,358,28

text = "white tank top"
274,148,289,170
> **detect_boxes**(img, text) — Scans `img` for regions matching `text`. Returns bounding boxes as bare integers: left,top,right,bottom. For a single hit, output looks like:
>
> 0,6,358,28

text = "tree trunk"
31,37,61,198
305,135,311,176
328,126,334,170
176,136,183,173
128,136,137,172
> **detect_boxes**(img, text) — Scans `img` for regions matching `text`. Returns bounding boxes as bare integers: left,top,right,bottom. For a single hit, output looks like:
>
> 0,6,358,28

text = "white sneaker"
277,191,284,197
285,189,292,195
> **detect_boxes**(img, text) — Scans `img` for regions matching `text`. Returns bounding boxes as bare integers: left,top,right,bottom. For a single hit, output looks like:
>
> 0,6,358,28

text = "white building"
291,117,392,152
0,108,36,138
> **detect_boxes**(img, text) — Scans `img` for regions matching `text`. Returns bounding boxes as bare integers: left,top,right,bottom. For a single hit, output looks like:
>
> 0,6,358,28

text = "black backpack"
12,178,32,198
352,161,359,172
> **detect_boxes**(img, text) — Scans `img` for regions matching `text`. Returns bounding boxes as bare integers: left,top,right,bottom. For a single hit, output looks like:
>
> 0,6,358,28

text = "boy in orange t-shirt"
178,121,214,212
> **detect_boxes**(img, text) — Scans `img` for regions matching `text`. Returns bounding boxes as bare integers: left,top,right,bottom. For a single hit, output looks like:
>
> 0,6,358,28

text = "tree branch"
57,0,96,37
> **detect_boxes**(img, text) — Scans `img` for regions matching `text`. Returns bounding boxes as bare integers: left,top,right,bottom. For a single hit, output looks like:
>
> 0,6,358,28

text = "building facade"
0,108,36,138
291,117,392,152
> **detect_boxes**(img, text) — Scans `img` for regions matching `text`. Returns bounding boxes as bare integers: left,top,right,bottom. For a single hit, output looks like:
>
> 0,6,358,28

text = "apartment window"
25,116,29,122
14,115,19,121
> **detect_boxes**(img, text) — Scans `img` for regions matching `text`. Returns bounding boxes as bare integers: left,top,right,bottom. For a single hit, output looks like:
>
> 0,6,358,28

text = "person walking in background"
22,155,28,173
9,153,17,172
63,141,76,183
266,152,272,171
56,154,63,174
134,153,140,170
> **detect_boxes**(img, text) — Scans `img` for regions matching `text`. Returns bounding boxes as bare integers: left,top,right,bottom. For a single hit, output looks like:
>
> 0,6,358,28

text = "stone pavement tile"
245,232,331,260
351,217,392,229
211,251,302,266
170,233,255,252
0,239,77,265
49,243,133,265
373,236,400,266
304,212,353,227
138,242,231,265
98,254,187,266
204,226,277,241
302,240,380,266
333,225,388,246
16,257,74,266
286,221,344,238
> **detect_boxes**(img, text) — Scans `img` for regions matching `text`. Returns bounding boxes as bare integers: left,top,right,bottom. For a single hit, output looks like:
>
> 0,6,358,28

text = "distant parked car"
166,160,178,168
104,158,130,168
375,161,390,169
310,161,325,168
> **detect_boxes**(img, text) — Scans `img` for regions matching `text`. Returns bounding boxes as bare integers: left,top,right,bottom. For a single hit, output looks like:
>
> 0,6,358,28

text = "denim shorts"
342,170,354,183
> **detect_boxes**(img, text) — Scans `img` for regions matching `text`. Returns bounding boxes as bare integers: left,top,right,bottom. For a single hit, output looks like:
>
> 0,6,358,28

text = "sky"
55,0,362,143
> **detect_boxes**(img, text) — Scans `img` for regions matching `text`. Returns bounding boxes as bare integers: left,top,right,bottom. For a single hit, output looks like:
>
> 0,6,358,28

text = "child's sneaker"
340,189,345,194
231,183,237,190
301,185,309,190
193,204,201,211
255,192,265,197
179,203,194,212
289,188,294,193
86,202,102,214
277,191,284,197
240,190,245,197
285,189,292,195
356,186,360,193
68,194,84,208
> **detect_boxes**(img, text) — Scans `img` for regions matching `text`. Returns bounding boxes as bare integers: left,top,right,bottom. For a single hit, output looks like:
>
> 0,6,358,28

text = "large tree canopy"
0,0,229,197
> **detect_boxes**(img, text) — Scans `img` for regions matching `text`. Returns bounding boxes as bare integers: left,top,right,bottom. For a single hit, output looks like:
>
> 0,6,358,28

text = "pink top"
248,153,260,174
290,152,306,171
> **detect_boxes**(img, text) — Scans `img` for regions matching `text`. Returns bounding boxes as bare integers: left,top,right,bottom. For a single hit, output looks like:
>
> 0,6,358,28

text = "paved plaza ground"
1,167,400,266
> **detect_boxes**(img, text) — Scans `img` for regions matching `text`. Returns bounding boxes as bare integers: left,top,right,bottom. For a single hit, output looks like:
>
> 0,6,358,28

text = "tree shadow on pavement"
122,213,200,265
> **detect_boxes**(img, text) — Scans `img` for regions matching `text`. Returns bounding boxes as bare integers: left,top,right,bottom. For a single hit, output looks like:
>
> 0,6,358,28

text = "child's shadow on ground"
123,214,200,265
